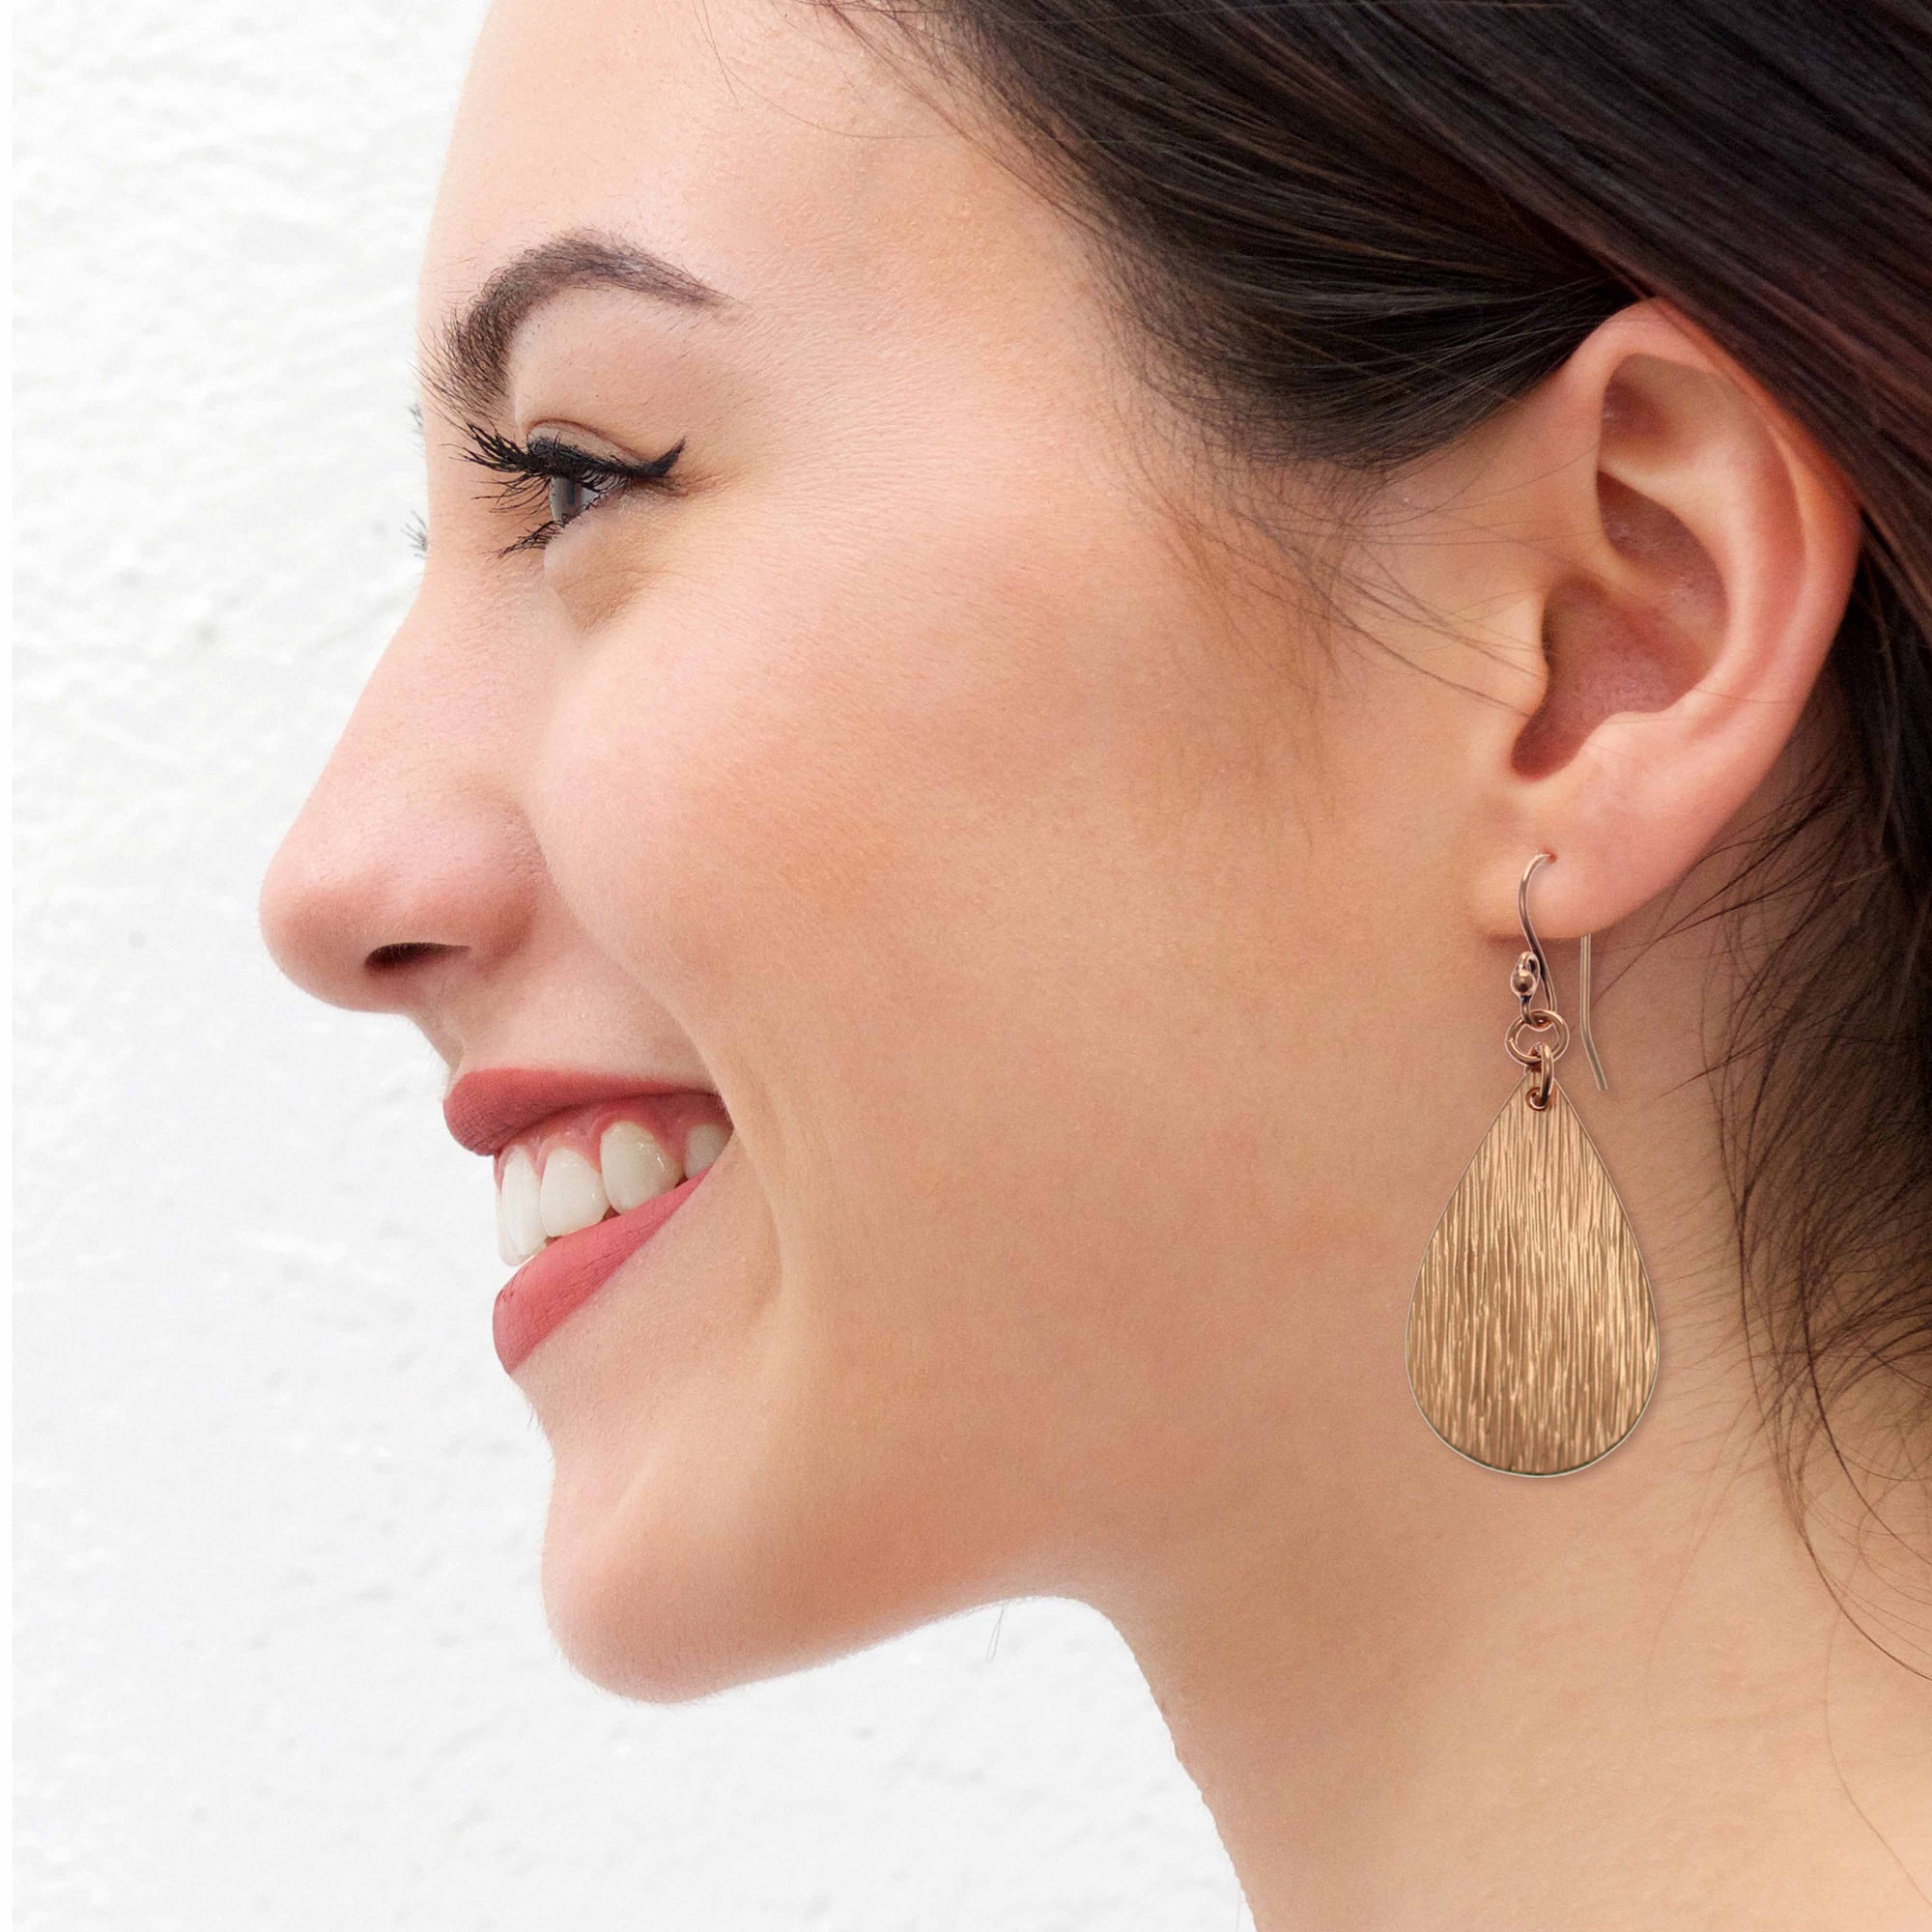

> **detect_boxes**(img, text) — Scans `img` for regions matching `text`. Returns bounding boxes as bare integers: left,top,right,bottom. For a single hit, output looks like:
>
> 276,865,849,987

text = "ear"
1439,298,1863,944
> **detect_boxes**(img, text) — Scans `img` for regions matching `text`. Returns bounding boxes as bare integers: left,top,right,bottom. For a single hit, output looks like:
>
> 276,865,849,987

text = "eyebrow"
418,228,740,424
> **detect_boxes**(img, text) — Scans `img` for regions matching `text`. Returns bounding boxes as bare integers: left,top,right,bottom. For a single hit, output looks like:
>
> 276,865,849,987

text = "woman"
258,1,1932,1922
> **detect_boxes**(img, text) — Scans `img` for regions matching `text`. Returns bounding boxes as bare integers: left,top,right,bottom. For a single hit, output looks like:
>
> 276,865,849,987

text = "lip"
492,1166,712,1376
444,1065,709,1158
447,1065,726,1375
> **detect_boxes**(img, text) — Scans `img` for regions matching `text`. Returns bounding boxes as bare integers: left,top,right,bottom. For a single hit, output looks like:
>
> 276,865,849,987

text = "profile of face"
259,0,1858,1700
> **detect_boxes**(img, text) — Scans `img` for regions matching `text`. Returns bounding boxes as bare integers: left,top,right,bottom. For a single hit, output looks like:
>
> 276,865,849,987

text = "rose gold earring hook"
1517,850,1609,1093
1579,930,1608,1093
1517,850,1558,1017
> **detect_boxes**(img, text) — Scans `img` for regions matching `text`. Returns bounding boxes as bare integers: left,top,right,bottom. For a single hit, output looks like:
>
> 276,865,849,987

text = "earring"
1405,850,1659,1476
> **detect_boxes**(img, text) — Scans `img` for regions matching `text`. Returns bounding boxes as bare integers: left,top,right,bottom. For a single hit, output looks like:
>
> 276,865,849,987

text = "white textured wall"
14,6,1242,1926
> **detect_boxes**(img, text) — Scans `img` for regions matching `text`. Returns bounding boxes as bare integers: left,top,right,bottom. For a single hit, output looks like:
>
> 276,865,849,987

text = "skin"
259,0,1932,1923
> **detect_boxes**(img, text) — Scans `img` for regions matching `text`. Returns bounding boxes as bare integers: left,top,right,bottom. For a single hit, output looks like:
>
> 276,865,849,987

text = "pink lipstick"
491,1170,707,1374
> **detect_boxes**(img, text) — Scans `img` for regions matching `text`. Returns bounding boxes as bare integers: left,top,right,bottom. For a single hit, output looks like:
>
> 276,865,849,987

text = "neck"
1094,889,1932,1929
1113,1409,1930,1928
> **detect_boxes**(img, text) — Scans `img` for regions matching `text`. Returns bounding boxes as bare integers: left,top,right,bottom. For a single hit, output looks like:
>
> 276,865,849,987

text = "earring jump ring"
1505,1009,1571,1066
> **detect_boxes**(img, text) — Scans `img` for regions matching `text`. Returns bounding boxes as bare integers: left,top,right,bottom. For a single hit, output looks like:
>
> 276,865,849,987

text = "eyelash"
429,419,689,559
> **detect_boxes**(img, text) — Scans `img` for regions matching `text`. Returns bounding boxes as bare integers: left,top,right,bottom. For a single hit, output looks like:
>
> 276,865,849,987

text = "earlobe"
1471,300,1862,942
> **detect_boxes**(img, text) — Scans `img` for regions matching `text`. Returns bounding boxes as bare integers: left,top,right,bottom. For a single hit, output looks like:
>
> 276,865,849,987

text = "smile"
442,1069,734,1376
493,1097,728,1264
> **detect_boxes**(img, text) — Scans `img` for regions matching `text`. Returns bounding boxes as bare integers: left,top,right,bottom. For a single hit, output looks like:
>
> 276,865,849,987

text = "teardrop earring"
1405,850,1660,1475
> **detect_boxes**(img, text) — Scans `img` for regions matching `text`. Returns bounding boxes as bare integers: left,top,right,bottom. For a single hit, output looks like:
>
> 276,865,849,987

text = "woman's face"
261,0,1466,1695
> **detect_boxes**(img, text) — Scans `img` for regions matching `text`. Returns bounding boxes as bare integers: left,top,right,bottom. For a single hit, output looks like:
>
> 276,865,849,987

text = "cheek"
523,477,1267,1589
534,483,1203,1057
545,498,1198,1206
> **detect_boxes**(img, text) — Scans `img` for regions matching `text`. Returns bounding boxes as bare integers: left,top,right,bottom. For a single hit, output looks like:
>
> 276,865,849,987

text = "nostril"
366,941,452,973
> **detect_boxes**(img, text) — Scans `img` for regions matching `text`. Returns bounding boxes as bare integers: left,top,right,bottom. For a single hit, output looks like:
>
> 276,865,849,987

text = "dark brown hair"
815,0,1932,1590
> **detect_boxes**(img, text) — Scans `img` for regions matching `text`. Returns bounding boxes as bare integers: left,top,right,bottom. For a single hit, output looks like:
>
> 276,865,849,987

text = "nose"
259,601,538,1031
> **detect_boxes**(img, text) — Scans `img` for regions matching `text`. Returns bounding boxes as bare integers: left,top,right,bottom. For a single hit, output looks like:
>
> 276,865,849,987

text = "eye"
454,419,690,558
546,468,611,534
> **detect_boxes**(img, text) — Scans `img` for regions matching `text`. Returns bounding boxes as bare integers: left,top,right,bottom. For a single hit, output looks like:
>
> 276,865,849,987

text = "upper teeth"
601,1121,678,1210
539,1147,608,1238
685,1121,727,1176
494,1109,728,1267
497,1147,546,1263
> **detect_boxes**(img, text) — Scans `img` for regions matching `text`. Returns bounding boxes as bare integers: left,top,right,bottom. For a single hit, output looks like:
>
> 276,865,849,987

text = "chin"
530,1443,891,1706
534,1432,1014,1706
537,1497,788,1704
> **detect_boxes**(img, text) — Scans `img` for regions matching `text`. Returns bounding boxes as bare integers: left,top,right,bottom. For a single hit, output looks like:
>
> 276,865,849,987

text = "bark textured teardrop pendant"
1406,1067,1658,1473
1405,852,1659,1476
